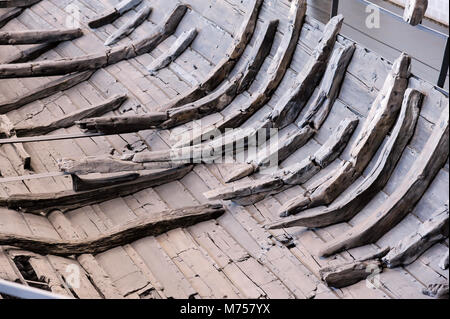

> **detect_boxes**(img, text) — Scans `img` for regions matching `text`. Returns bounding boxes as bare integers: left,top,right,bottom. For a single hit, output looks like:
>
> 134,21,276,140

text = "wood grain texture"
87,0,143,29
0,0,40,8
0,28,82,45
403,0,428,26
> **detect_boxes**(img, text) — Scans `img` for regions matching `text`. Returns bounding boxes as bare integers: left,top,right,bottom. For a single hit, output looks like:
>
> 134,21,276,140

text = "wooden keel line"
277,52,411,217
268,88,422,229
173,0,307,148
0,28,83,45
0,204,224,256
157,0,263,111
319,105,449,257
87,0,143,29
0,4,188,78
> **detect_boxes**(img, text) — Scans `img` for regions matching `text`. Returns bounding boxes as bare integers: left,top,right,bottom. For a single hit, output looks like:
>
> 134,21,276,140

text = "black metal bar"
331,0,339,18
438,36,450,88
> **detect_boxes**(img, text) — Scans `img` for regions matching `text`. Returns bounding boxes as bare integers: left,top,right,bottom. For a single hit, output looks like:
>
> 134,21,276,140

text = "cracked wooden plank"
104,5,152,46
13,94,127,137
0,28,82,45
0,71,94,114
319,105,449,257
147,27,197,75
269,14,344,129
0,4,188,78
87,0,143,29
403,0,428,26
278,53,411,217
269,89,422,229
383,205,449,268
0,204,224,256
0,165,193,214
157,0,263,111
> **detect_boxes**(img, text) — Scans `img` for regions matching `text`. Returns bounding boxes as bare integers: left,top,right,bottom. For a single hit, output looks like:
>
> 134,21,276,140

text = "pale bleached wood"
403,0,428,26
278,53,411,217
104,5,152,46
157,0,264,111
0,28,82,45
319,106,449,257
0,204,224,256
0,7,23,28
0,42,59,64
0,5,188,78
383,205,449,268
88,0,143,29
13,94,127,137
269,89,422,229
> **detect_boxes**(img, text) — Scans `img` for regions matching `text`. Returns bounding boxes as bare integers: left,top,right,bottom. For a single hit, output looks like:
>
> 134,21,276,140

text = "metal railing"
331,0,449,90
0,279,70,299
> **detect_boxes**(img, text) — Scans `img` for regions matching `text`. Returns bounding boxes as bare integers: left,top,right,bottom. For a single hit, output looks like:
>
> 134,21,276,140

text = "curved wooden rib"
278,53,411,217
0,8,23,28
0,0,40,8
104,5,152,46
268,89,422,229
440,251,449,270
0,42,59,64
269,14,344,129
0,204,224,256
0,71,94,114
0,4,188,78
160,19,279,128
0,165,193,214
403,0,428,26
87,0,143,29
12,94,127,137
172,0,307,145
204,117,358,202
157,0,264,111
0,28,83,45
319,106,449,257
383,205,449,268
147,27,198,75
71,172,140,192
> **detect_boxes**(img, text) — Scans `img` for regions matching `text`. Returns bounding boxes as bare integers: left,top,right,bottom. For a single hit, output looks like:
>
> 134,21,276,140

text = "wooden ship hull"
0,0,448,299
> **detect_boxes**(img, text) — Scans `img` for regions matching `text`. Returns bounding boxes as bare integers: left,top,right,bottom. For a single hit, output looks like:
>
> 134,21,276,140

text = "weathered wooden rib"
268,89,422,229
382,205,449,268
13,94,127,137
319,106,449,257
320,259,382,289
0,4,188,78
205,118,358,202
0,165,193,214
278,53,411,217
87,0,143,29
269,14,344,129
104,5,152,46
0,71,94,114
174,0,307,148
157,0,263,111
0,42,59,64
13,142,30,169
147,27,198,75
0,0,40,8
159,20,278,129
1,115,30,168
439,251,449,270
0,114,13,138
76,113,168,134
71,172,141,192
47,210,123,298
422,283,449,299
403,0,428,26
0,204,224,256
0,28,83,45
0,7,23,28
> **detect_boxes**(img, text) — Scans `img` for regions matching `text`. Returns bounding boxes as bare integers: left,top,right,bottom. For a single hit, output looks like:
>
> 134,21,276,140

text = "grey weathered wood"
422,283,449,299
403,0,428,26
0,165,193,214
71,172,140,192
0,204,224,255
76,112,168,134
160,20,278,129
0,71,94,114
383,205,449,268
0,0,40,8
147,27,197,75
269,89,422,229
13,94,128,137
0,7,23,28
13,142,30,169
104,5,152,46
278,53,411,217
0,5,187,78
87,0,143,29
0,28,83,45
439,251,449,270
320,259,382,288
157,0,263,111
0,42,59,64
319,106,449,257
269,14,344,129
0,114,13,138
